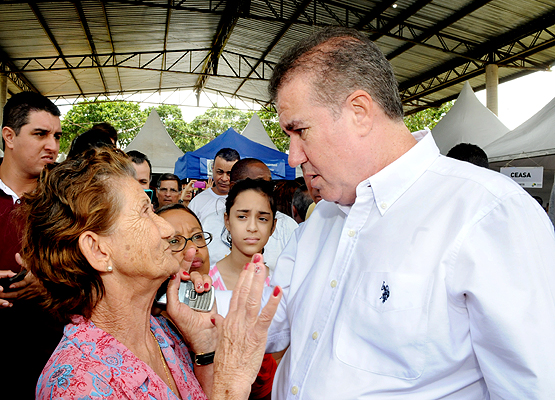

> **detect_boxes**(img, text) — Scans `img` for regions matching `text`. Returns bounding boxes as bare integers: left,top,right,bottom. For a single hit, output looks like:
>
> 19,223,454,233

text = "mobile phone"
0,269,28,292
193,181,206,189
157,280,215,312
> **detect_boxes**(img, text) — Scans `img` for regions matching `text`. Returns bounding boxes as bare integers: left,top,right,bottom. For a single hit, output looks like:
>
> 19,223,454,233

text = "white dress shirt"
266,130,555,399
188,187,227,222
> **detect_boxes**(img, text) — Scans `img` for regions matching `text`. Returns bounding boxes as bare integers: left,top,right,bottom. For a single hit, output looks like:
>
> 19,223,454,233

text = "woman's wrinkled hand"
166,247,218,354
211,253,282,399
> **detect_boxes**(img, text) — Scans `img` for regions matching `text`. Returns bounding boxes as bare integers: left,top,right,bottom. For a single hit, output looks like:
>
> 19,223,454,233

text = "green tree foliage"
183,107,252,149
60,101,147,151
60,101,287,155
403,101,454,133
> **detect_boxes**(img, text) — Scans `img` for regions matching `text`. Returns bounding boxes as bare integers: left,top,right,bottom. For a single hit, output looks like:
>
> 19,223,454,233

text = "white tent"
241,113,279,151
431,82,509,154
124,109,183,174
241,113,302,178
484,96,555,163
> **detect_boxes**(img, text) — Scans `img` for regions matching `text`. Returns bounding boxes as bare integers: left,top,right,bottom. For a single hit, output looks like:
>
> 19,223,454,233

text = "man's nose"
288,137,307,168
44,133,58,151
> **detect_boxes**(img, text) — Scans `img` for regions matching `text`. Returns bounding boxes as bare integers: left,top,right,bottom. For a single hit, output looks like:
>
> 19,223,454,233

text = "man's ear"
346,90,375,136
79,231,112,273
2,127,16,151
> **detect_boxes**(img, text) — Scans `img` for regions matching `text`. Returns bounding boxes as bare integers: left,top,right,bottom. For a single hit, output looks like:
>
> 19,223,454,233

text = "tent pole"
486,64,499,116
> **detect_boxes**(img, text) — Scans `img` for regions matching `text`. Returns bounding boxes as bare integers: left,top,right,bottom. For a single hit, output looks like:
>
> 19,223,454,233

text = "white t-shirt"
264,130,555,399
188,187,227,222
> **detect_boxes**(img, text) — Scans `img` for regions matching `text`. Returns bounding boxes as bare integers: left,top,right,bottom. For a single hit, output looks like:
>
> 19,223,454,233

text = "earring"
107,265,113,272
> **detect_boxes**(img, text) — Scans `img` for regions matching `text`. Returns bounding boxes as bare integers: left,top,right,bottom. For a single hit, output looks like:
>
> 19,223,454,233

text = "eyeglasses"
167,232,213,252
158,187,180,194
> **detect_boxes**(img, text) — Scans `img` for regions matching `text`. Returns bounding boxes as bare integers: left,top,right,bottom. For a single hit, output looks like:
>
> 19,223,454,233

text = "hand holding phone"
194,181,206,189
0,269,28,292
157,280,215,312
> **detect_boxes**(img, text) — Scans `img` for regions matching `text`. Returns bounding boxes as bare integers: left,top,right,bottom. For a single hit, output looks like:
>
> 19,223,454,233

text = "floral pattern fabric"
36,315,208,400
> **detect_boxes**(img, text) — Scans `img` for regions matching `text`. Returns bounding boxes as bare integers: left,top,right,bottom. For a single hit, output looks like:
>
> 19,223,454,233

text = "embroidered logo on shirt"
380,281,390,303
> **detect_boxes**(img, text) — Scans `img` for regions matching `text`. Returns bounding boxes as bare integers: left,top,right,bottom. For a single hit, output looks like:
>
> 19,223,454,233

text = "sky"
474,69,555,130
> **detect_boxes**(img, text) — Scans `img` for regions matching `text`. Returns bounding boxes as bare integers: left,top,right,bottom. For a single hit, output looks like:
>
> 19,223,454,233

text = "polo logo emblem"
380,281,390,303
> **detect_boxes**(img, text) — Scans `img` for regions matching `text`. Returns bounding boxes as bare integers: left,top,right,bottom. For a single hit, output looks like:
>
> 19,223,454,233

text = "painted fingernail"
273,286,281,297
255,266,261,274
210,317,216,326
244,263,250,270
197,282,203,290
170,274,176,280
253,254,261,263
204,282,210,289
183,271,190,278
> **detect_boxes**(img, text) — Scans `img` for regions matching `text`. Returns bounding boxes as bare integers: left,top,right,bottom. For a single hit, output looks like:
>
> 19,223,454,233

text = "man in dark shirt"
0,91,64,399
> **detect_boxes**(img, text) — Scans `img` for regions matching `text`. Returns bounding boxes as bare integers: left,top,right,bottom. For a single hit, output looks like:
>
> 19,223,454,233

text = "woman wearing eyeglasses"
156,204,212,276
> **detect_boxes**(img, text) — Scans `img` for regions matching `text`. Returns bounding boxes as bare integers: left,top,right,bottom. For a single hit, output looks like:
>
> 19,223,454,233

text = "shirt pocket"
335,271,433,379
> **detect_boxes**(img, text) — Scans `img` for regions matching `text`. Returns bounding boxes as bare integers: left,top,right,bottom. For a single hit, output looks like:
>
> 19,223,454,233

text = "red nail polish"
244,263,250,270
255,266,261,274
253,254,261,263
170,274,176,280
210,317,216,326
204,282,210,289
273,286,281,297
183,271,190,277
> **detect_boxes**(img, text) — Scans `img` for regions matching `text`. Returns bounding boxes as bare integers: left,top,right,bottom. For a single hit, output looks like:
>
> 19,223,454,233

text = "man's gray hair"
269,26,404,121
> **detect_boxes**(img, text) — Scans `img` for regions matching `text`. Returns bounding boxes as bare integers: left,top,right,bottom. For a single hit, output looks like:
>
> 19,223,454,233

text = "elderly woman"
20,148,281,399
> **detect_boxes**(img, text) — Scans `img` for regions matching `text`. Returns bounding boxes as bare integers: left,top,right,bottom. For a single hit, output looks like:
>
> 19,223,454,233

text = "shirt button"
330,280,337,288
291,386,299,395
312,331,318,340
348,229,356,237
380,202,387,209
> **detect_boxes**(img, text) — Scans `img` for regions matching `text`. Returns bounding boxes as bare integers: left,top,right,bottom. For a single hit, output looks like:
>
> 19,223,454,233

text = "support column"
485,64,499,116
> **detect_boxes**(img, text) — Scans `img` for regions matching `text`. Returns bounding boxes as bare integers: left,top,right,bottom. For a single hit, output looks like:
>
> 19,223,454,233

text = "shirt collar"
362,128,440,216
0,179,19,203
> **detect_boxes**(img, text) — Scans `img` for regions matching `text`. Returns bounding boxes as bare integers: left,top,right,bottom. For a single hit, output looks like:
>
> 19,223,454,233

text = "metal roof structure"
1,0,555,115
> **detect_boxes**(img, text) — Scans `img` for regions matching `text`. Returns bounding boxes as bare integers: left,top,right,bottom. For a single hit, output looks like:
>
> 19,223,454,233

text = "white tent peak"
431,81,509,155
241,113,279,151
484,95,555,162
124,108,184,174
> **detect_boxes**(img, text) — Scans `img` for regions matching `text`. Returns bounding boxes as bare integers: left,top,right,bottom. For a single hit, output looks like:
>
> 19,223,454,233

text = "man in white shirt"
262,27,555,399
188,147,240,221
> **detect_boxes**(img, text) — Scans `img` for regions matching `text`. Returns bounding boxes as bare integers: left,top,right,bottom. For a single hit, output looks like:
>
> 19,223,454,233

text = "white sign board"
500,167,543,188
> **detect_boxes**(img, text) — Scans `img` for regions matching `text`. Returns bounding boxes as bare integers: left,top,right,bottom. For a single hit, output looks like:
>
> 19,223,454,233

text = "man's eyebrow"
284,120,303,131
258,211,271,215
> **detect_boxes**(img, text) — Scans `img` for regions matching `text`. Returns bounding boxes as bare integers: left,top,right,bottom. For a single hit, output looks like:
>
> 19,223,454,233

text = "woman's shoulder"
36,319,138,399
209,262,227,291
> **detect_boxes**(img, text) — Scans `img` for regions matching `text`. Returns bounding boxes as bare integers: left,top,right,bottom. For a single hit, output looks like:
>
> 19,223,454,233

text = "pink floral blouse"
36,315,208,399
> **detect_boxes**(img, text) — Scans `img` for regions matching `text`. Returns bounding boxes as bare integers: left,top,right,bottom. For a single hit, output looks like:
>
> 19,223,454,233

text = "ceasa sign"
500,167,543,188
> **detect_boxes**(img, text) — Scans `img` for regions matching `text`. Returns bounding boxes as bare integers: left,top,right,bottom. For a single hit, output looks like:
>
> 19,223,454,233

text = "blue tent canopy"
174,127,295,180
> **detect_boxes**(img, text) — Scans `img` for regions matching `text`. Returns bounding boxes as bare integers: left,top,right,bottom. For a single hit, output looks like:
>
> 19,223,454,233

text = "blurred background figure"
291,184,313,224
156,173,182,208
446,142,489,168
